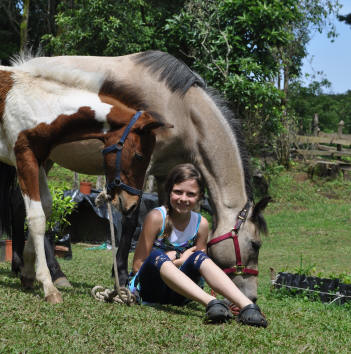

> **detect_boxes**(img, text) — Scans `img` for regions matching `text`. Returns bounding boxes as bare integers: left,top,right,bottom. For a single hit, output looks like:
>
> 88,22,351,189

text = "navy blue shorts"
138,249,209,305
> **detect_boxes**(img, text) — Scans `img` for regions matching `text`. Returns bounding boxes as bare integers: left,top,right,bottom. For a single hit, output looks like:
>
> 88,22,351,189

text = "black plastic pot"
274,272,350,305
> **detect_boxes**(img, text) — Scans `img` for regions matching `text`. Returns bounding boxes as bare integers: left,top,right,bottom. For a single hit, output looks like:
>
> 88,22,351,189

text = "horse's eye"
251,241,261,251
134,152,144,160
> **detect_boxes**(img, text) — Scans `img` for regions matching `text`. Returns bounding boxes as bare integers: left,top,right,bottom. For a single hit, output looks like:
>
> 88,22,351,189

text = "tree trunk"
20,0,30,51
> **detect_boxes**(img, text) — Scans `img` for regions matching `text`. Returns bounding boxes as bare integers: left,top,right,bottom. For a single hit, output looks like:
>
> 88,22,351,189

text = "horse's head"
102,111,165,215
208,197,270,302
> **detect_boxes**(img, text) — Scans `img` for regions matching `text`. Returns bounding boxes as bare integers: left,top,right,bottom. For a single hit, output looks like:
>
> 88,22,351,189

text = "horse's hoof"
21,276,34,289
54,277,72,288
45,292,63,304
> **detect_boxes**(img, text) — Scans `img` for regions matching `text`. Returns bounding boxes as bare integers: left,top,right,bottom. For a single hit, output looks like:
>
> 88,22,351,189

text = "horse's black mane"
206,88,253,202
133,51,205,96
134,50,253,201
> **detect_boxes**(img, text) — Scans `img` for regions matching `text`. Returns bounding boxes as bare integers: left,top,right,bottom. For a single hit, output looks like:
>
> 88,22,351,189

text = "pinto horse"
14,51,271,302
0,62,166,303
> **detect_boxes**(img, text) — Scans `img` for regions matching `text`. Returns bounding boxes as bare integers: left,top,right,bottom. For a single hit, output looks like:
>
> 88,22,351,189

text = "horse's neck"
184,88,249,233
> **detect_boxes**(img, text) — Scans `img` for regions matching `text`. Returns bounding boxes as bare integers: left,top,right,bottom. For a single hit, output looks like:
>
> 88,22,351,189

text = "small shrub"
47,186,77,237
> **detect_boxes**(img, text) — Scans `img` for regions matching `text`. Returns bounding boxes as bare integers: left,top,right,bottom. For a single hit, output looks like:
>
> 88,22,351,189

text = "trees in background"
289,82,351,134
0,0,346,164
163,0,341,166
0,0,58,63
42,0,185,55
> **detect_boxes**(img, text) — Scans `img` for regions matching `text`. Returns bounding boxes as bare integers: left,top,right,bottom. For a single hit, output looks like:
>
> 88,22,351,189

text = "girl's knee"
187,250,209,270
147,249,171,271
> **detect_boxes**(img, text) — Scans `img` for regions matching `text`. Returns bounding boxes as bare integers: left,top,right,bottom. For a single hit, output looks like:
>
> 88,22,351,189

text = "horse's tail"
0,162,17,237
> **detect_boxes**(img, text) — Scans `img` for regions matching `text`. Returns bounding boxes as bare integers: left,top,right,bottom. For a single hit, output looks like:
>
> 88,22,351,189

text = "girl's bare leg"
159,261,215,306
199,258,252,308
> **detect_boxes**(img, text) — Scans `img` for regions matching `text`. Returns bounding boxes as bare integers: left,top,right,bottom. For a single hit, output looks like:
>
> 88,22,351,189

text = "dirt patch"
293,172,309,183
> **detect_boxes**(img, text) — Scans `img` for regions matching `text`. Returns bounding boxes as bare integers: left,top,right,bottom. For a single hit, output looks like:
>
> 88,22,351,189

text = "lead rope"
91,189,136,305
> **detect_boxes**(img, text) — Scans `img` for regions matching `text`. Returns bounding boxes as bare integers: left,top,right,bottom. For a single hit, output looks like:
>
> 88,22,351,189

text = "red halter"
207,201,259,276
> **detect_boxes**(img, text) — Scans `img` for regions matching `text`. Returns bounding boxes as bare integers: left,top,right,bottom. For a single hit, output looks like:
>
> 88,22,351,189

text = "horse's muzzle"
112,191,139,216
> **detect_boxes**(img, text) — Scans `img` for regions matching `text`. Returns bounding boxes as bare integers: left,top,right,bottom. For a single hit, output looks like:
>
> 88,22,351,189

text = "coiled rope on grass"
92,189,137,305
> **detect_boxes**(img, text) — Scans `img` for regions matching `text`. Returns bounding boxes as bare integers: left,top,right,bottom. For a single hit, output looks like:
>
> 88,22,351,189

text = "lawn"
0,165,351,353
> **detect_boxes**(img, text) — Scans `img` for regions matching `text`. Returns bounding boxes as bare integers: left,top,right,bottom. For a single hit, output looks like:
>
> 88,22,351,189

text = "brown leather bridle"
207,201,259,276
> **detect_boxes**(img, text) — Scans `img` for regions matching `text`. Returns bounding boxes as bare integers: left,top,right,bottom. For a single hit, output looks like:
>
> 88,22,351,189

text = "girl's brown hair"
163,163,204,238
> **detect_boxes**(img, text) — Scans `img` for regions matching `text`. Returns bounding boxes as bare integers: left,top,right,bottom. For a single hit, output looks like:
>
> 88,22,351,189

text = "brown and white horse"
19,51,270,302
0,61,165,303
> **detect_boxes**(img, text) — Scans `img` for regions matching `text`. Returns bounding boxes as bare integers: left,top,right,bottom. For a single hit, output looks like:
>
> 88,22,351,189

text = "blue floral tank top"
152,206,202,253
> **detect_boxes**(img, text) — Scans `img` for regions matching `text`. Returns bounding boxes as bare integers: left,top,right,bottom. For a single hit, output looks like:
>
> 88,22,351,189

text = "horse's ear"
251,196,271,234
252,196,271,219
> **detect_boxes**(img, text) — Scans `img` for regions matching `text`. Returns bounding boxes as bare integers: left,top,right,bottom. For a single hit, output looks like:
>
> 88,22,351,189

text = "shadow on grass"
146,302,203,319
68,280,99,292
0,266,15,276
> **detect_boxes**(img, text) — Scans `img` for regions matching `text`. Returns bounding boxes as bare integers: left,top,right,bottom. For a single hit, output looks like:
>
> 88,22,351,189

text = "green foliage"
294,255,316,275
164,0,340,156
0,1,21,63
47,186,76,234
165,0,297,150
1,0,343,164
42,0,184,56
289,82,351,133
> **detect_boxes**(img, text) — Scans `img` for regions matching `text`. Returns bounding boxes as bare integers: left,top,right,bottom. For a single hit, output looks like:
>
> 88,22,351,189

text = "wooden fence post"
313,113,320,136
337,120,344,157
338,120,344,138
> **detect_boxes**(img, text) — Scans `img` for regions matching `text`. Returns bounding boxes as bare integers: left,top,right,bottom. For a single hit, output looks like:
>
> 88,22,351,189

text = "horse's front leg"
16,152,62,303
116,203,141,286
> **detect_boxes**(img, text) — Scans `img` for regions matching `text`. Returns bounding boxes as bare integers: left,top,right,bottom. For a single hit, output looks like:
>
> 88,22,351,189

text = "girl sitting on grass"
129,163,267,326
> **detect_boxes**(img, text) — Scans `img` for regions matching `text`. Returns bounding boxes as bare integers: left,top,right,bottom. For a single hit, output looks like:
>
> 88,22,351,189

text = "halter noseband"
207,201,259,276
102,111,143,196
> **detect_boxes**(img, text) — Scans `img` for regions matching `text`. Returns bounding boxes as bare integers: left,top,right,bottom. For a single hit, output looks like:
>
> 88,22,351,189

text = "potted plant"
46,187,77,258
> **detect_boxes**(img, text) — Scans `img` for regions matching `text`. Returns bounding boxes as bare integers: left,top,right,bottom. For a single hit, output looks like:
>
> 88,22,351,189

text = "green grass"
1,165,351,352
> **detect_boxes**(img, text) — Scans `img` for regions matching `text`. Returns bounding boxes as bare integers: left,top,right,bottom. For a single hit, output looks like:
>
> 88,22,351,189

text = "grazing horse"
18,51,270,302
0,61,166,303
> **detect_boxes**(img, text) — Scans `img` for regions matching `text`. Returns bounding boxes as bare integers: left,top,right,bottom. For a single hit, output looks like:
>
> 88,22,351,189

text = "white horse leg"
39,167,52,219
21,170,51,290
22,194,62,303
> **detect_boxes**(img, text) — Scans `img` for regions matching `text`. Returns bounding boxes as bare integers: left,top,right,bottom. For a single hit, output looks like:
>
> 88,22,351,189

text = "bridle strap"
207,201,258,276
102,111,143,196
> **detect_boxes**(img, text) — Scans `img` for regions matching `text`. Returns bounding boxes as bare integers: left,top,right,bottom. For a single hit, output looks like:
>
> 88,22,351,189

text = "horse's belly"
50,140,104,175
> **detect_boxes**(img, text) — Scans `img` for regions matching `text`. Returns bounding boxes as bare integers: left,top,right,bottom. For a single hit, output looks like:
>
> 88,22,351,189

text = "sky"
301,1,351,94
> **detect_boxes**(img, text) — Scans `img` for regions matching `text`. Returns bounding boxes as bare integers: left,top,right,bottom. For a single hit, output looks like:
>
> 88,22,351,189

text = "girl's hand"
166,250,177,261
179,246,197,263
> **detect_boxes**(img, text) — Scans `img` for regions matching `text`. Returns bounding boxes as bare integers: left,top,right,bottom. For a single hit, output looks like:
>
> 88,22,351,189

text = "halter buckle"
113,178,121,186
116,142,124,150
234,265,244,275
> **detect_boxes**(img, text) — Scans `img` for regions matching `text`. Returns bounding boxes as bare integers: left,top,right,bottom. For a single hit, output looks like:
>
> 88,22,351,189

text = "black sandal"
205,299,233,324
237,304,268,328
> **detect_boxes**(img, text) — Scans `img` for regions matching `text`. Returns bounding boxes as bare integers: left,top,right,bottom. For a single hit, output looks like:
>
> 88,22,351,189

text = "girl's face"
169,178,200,215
